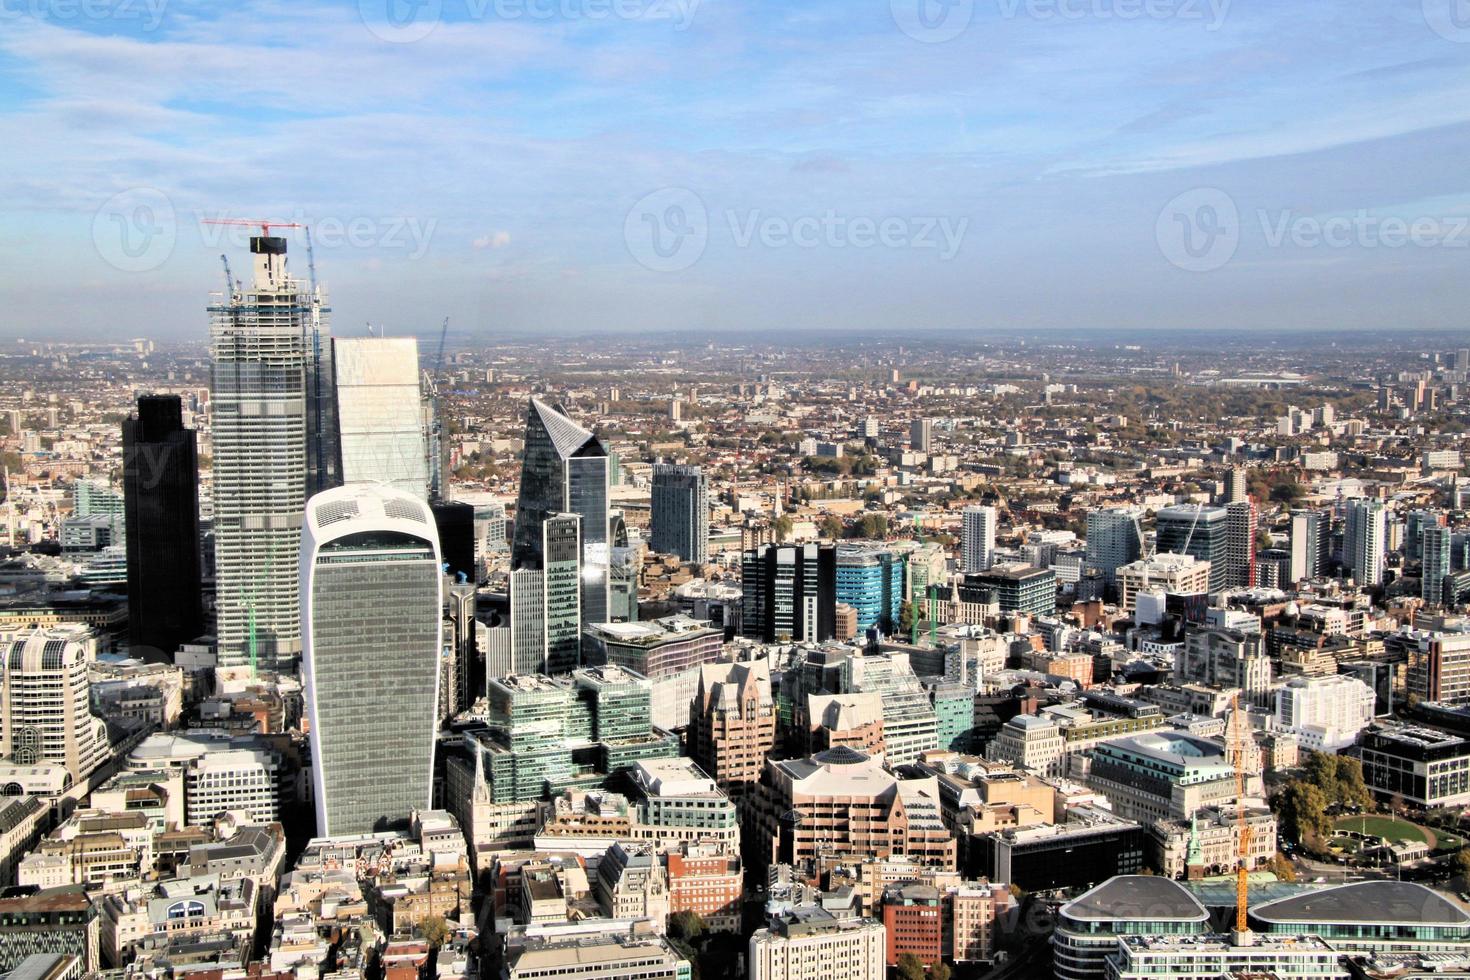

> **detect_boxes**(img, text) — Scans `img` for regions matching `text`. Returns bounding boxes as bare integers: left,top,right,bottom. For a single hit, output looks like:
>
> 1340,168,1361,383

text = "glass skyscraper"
331,336,428,498
301,484,441,836
210,235,331,670
510,399,610,671
650,463,709,564
1154,504,1229,592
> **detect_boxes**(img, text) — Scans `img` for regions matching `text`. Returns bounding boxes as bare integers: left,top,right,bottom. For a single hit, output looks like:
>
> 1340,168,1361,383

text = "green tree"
1274,782,1331,845
1264,852,1297,881
668,910,706,942
1332,756,1374,810
899,600,916,638
774,514,794,542
820,514,845,540
895,953,926,980
1270,482,1306,504
419,914,450,949
1451,848,1470,883
931,962,952,980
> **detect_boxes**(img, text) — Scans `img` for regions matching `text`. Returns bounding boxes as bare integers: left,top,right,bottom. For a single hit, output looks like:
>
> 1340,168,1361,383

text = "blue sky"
3,0,1470,341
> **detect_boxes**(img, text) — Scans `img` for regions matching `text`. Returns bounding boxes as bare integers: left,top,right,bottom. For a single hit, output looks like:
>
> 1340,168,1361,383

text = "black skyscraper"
123,395,203,662
432,500,477,583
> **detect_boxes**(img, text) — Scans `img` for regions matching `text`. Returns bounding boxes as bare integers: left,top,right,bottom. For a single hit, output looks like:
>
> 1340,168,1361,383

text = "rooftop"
1061,875,1208,923
1251,881,1470,928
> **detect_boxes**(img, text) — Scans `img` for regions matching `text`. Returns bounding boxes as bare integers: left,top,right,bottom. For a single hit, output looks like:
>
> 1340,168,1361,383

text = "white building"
984,715,1065,779
749,909,885,980
962,505,996,574
1273,675,1376,752
184,748,282,826
331,336,429,498
0,625,111,782
1343,500,1386,587
1116,553,1211,614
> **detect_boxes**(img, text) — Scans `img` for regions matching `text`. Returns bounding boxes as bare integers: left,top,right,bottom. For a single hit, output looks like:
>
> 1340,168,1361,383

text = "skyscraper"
1423,524,1451,605
1224,467,1248,504
1289,508,1329,583
1154,505,1229,591
1086,508,1143,585
650,464,709,564
962,505,996,574
210,235,329,670
122,395,202,662
331,336,428,498
741,543,836,643
1343,500,1386,587
910,418,933,452
511,399,611,629
1224,500,1257,589
543,513,583,675
301,484,441,836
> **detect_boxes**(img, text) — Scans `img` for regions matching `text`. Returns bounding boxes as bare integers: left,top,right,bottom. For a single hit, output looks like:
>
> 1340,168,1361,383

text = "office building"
504,929,690,980
910,418,933,452
1406,627,1470,706
1423,524,1452,604
1288,508,1329,582
210,234,330,670
511,399,611,630
755,747,956,869
741,543,836,643
1178,628,1272,705
650,464,708,564
1085,508,1142,586
984,715,1064,778
301,484,442,836
584,616,723,681
0,626,111,782
1224,466,1247,504
536,512,583,675
975,809,1146,894
331,336,428,498
183,747,283,826
1054,876,1209,980
121,395,202,663
962,505,996,573
432,500,477,585
1223,499,1256,588
509,568,547,677
1273,675,1375,752
1343,499,1386,587
834,547,904,634
1115,553,1210,614
1154,505,1229,591
689,658,776,801
749,908,886,980
962,563,1055,616
1087,732,1239,823
1357,724,1470,808
1249,879,1470,956
0,886,98,974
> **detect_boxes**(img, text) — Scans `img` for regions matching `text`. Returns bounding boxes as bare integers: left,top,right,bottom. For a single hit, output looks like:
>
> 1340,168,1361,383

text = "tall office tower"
0,625,111,781
508,568,547,676
1423,525,1452,605
332,336,428,498
1224,500,1257,589
910,418,933,452
543,513,583,675
122,395,203,663
862,416,880,439
1405,509,1440,561
1289,508,1328,582
1343,500,1387,587
650,464,709,564
1154,504,1230,591
1086,508,1143,585
962,505,997,574
835,546,905,634
511,399,611,629
740,543,837,643
301,484,441,836
432,501,477,583
210,235,329,670
1224,467,1248,504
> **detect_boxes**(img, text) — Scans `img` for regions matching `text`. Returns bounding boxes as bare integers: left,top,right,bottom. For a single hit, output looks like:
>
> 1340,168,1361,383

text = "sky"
2,0,1470,342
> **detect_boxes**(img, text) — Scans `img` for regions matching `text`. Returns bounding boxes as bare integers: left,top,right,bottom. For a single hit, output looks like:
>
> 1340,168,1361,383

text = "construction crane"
1228,692,1251,935
218,254,238,297
200,217,306,239
423,317,449,502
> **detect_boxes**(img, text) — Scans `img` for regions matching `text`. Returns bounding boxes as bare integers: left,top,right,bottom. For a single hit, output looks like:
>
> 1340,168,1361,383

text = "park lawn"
1333,815,1429,844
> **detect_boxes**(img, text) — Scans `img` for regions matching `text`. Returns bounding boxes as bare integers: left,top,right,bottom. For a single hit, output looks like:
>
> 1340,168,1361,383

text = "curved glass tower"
301,484,442,836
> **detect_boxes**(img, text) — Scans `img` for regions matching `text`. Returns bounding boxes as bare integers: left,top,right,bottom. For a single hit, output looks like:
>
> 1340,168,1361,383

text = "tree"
820,515,844,540
774,514,794,542
668,910,706,942
1453,848,1470,883
1274,782,1331,845
419,914,450,949
1332,756,1374,810
1264,852,1297,881
895,953,927,980
931,963,952,980
1270,482,1306,504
